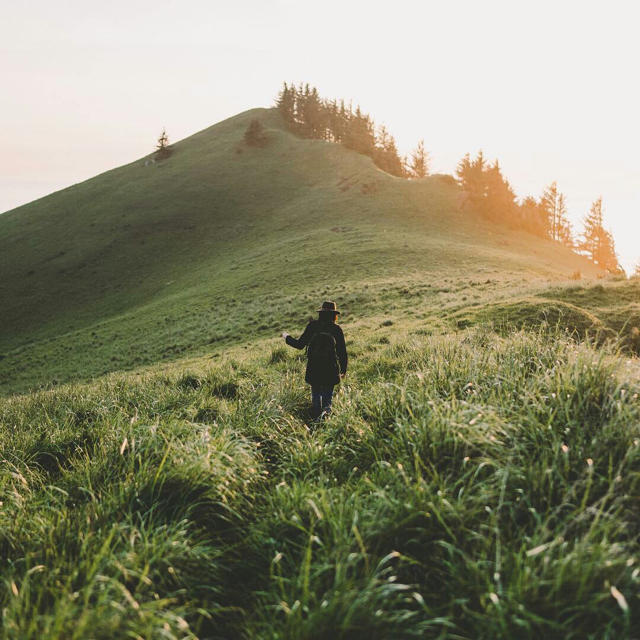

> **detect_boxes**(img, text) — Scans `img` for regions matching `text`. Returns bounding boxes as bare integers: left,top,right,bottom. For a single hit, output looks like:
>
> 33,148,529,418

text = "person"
282,301,347,419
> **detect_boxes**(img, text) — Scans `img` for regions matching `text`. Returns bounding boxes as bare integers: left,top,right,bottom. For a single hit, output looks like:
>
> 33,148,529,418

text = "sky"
2,0,639,272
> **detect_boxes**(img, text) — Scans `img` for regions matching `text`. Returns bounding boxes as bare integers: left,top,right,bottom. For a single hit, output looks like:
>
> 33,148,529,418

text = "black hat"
318,300,340,314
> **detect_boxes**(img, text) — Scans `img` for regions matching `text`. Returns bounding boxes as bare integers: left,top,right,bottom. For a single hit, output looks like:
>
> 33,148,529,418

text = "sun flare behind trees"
456,152,517,224
276,82,622,273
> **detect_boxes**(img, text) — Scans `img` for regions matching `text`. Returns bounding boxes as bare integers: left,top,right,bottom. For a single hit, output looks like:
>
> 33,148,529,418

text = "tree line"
276,82,621,273
456,152,621,271
276,83,428,178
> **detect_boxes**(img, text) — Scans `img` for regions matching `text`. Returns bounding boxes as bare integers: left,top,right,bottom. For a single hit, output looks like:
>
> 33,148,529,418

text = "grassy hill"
1,310,639,638
0,107,602,394
2,108,640,638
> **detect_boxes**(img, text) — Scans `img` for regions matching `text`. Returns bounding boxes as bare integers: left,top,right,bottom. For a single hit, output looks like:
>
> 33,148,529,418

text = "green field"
1,108,639,638
0,107,603,395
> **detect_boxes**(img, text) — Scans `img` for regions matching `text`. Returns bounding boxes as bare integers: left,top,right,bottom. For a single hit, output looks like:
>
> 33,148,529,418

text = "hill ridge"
0,106,602,393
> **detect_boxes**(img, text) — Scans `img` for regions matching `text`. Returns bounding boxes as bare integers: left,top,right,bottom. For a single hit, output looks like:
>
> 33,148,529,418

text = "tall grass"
1,328,639,638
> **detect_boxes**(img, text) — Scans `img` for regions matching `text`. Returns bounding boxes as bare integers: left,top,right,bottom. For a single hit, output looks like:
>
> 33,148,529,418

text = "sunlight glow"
2,0,638,271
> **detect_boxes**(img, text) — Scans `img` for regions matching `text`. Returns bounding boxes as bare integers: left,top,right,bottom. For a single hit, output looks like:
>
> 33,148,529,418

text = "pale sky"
2,0,639,271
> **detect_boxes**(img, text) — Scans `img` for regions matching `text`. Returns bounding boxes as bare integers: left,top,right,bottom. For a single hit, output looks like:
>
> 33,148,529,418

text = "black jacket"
286,320,347,387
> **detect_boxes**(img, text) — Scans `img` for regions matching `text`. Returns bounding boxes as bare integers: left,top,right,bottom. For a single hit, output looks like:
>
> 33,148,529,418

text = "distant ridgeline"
275,82,622,273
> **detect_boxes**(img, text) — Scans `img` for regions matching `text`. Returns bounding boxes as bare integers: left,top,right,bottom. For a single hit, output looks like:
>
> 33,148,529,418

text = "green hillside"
0,108,602,394
2,108,640,638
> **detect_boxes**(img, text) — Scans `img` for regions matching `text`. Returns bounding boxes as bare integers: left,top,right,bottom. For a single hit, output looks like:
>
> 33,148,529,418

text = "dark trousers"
311,386,334,417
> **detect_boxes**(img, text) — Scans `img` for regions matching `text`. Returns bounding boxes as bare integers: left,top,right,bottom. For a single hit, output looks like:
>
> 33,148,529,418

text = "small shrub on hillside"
244,119,268,147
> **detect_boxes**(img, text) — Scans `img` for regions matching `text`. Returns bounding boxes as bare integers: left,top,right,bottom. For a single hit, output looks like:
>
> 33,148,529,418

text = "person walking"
282,301,347,419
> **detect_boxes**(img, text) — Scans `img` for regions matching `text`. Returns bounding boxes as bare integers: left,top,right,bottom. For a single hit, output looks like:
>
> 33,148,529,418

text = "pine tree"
156,128,171,159
344,106,375,157
455,153,472,190
579,198,621,271
303,86,325,139
276,82,295,124
383,135,405,177
409,139,429,178
484,161,516,222
293,83,307,132
456,153,518,223
371,126,404,176
326,99,340,142
580,197,604,261
456,152,489,213
375,124,391,153
470,151,488,201
598,229,621,272
337,100,349,143
556,193,573,247
541,182,558,240
519,196,549,237
541,182,568,241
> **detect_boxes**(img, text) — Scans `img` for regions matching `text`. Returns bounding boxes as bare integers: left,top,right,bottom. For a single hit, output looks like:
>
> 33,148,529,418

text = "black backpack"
307,331,340,377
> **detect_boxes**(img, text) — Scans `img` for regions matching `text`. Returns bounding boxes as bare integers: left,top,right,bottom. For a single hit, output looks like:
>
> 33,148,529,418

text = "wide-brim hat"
317,300,340,313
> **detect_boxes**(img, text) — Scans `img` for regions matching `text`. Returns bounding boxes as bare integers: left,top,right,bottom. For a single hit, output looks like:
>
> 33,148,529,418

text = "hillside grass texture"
1,315,639,638
2,107,639,638
0,108,603,395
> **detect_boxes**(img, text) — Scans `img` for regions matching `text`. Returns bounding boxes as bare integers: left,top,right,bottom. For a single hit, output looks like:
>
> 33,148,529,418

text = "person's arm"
336,327,347,375
284,323,314,350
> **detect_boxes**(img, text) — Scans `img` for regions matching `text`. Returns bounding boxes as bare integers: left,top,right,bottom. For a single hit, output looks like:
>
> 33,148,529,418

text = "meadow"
1,289,640,638
1,107,639,638
0,107,602,396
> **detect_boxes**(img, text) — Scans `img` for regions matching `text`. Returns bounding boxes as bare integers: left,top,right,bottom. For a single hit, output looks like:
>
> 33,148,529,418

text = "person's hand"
282,331,289,339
